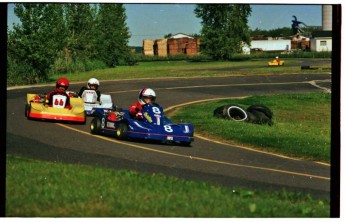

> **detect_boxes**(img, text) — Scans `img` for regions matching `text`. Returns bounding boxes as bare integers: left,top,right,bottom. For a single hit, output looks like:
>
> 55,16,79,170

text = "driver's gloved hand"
39,94,46,103
136,112,143,119
113,106,123,112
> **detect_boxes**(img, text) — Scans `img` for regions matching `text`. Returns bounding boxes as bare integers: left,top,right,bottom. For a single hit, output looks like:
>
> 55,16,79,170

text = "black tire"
248,110,273,126
180,141,192,147
247,104,273,119
227,105,248,121
214,104,248,121
116,123,128,140
213,105,228,118
82,112,87,125
246,110,258,123
90,117,101,134
25,104,31,119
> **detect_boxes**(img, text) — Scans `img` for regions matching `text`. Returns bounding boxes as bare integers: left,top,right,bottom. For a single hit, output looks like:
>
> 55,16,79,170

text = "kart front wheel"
90,117,101,134
116,123,128,140
25,104,31,119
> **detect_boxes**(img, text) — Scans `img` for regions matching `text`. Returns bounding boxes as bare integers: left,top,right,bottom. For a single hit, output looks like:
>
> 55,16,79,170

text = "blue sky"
7,3,322,46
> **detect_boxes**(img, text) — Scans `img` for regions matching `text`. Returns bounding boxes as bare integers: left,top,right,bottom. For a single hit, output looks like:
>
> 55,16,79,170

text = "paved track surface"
7,73,332,200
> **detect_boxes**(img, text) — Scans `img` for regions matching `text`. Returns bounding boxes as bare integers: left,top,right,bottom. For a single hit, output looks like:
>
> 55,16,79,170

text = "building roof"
169,33,194,39
290,34,310,41
312,31,332,38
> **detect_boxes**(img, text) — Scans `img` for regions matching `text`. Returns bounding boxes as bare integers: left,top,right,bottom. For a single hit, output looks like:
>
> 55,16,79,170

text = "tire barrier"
214,104,273,125
213,104,248,121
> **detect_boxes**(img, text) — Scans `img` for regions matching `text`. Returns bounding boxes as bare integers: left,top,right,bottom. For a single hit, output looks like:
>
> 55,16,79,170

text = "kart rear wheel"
180,141,192,147
82,112,87,125
90,117,101,134
116,123,128,140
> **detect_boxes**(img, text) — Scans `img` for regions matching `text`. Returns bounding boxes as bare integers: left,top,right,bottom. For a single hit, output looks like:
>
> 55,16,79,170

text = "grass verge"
169,92,331,163
46,59,331,83
6,154,330,217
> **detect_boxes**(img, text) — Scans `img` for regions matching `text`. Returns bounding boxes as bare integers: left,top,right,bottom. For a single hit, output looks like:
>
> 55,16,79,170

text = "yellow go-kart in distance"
268,57,284,66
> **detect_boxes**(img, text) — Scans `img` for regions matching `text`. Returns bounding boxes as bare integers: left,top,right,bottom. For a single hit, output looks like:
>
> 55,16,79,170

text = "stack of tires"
213,104,273,126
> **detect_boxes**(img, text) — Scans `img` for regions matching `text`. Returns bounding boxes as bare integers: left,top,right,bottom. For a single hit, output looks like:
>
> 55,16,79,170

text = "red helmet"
56,77,69,90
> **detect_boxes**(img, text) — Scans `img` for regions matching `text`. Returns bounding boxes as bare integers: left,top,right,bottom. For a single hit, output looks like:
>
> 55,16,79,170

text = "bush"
50,56,107,75
230,51,332,60
7,57,40,86
83,59,108,71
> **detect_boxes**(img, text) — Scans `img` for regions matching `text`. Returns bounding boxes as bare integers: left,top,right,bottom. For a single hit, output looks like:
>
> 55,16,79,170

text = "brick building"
143,33,200,57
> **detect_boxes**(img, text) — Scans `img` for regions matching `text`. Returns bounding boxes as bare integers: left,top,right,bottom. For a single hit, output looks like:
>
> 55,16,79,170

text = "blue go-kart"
90,104,194,146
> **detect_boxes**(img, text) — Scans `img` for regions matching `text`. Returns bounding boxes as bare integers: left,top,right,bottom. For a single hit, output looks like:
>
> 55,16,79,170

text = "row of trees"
250,26,321,38
8,3,131,85
8,4,254,85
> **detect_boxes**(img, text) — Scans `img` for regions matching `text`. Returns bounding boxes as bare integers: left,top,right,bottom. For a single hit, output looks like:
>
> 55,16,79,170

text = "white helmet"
87,78,100,90
276,56,279,59
138,88,156,105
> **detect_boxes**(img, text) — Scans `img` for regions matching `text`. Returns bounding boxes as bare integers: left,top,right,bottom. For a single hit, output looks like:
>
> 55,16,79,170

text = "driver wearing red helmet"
46,77,71,109
129,88,156,119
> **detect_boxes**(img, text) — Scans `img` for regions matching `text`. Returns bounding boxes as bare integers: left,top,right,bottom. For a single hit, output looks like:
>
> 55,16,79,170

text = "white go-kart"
79,90,113,115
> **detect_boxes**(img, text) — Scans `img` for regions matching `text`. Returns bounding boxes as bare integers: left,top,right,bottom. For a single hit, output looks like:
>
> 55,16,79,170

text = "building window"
320,41,327,46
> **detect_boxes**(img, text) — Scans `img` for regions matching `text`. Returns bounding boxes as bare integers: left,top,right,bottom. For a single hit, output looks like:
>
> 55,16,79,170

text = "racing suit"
129,102,160,119
46,88,71,108
78,86,101,102
129,101,143,119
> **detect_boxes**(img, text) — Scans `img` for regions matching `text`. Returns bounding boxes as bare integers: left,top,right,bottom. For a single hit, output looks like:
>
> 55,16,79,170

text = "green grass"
6,155,330,217
7,60,332,216
46,58,330,84
169,92,331,163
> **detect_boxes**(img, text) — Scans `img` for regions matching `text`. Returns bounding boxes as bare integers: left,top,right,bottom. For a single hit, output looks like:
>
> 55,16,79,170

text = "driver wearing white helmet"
78,78,101,103
129,88,156,119
275,56,280,63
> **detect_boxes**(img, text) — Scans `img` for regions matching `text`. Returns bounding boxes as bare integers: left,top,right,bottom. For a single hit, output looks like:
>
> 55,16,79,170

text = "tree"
64,4,97,60
164,33,173,38
195,4,252,60
8,4,66,83
95,4,131,67
7,3,133,85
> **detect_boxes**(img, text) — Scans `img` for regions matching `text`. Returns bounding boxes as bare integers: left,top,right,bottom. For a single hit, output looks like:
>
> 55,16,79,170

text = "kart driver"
46,77,71,108
129,88,156,119
78,78,101,103
275,56,280,63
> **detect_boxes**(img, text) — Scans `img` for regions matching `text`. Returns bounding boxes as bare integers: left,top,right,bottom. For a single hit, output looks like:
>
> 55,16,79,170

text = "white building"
310,38,332,52
309,5,332,52
242,39,291,54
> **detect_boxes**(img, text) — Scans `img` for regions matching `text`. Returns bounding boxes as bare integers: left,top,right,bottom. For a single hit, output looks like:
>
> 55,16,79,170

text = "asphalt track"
6,73,332,200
